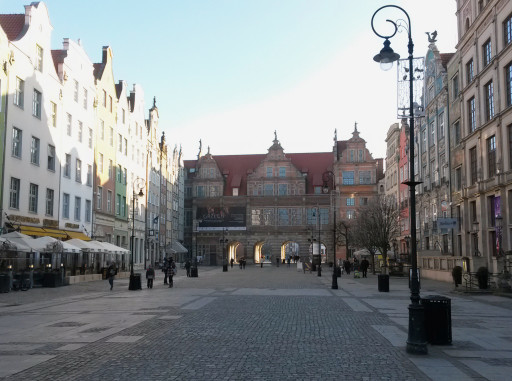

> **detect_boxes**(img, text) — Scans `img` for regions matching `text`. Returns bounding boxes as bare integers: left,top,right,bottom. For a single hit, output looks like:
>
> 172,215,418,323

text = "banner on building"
437,218,458,230
196,206,246,231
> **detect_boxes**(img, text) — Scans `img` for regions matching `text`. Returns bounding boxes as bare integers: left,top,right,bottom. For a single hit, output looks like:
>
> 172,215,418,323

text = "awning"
19,225,68,239
64,230,91,241
171,241,188,254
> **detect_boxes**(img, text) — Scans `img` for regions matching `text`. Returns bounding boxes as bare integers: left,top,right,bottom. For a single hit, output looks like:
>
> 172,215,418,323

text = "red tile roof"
185,151,334,196
0,14,25,41
51,49,67,76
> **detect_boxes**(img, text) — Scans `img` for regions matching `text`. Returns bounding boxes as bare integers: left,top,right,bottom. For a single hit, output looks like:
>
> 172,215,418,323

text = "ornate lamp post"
371,4,427,354
323,171,338,289
130,178,145,290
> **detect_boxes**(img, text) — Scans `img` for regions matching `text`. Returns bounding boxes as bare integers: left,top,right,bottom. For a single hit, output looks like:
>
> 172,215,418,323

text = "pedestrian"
242,258,246,269
287,256,291,267
343,260,351,275
230,258,234,268
168,259,176,288
261,256,264,268
360,258,370,278
185,259,191,277
146,265,155,288
107,262,116,290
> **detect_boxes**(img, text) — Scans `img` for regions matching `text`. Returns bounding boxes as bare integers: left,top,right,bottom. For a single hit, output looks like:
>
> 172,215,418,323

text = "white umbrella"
33,236,81,253
65,238,101,252
0,236,32,252
0,231,37,252
95,241,129,254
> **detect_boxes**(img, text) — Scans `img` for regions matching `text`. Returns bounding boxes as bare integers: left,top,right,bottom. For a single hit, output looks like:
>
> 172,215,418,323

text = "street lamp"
130,178,145,291
405,235,411,264
220,228,228,272
372,5,427,355
323,171,338,289
472,220,480,257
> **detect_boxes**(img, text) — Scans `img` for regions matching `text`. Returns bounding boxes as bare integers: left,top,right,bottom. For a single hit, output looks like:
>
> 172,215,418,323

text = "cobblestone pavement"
0,265,511,380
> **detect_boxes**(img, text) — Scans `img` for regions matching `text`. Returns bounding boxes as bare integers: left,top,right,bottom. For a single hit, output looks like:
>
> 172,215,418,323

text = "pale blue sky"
3,1,458,161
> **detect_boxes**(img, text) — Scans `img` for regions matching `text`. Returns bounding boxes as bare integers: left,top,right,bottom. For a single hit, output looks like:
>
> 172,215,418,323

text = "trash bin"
378,274,389,292
190,267,198,277
0,274,10,293
129,273,142,290
421,295,452,345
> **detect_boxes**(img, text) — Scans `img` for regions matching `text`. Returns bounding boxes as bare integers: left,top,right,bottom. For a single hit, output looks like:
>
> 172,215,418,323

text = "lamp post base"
331,270,338,289
406,302,428,354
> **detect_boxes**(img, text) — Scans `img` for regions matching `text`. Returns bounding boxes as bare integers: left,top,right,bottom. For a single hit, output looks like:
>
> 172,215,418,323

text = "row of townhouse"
385,0,512,279
0,2,185,271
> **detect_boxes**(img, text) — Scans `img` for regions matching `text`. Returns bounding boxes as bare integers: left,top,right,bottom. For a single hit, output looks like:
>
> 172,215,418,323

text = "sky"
2,1,458,161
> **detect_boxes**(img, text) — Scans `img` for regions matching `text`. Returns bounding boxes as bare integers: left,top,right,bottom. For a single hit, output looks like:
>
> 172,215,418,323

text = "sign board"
196,206,246,231
437,218,458,230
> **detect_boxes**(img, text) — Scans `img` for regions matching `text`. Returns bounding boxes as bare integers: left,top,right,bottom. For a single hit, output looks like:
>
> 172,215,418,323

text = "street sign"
437,218,458,230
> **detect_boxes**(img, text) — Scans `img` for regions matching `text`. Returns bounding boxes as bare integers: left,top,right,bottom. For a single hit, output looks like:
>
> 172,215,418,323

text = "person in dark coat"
168,259,176,288
185,260,191,277
230,258,234,268
163,258,169,285
343,260,351,275
107,262,116,290
146,265,155,288
360,258,370,278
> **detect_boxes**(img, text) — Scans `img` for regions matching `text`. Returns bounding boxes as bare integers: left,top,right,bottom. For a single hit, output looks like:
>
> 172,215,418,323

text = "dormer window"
266,167,273,177
233,188,239,196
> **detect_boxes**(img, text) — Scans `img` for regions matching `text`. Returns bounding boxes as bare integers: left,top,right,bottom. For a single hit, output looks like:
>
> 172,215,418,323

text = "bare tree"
335,219,353,262
352,195,400,274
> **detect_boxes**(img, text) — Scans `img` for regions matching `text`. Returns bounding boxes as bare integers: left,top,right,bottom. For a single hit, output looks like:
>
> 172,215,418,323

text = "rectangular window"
99,153,104,173
96,186,102,209
359,171,372,184
454,121,461,145
75,159,82,183
506,63,512,107
342,171,354,185
32,89,41,118
466,59,474,84
88,128,93,148
63,193,70,218
14,77,24,108
30,136,40,165
117,165,122,183
278,208,289,226
66,113,72,136
487,135,496,177
452,74,459,99
124,138,127,156
122,196,126,217
64,154,71,177
78,121,83,142
108,160,113,179
83,88,88,109
45,188,54,216
470,147,477,185
346,197,355,206
468,97,476,132
36,44,43,71
47,145,55,171
430,121,435,145
264,184,274,195
109,95,113,113
118,134,122,153
74,197,81,220
196,185,204,197
421,130,426,152
279,167,286,177
483,39,492,67
87,165,92,186
103,90,107,107
122,109,126,124
484,81,494,120
123,168,127,184
100,120,105,140
347,210,355,219
109,127,113,146
50,102,57,127
505,13,512,46
29,183,38,213
455,167,462,191
85,200,91,222
72,80,79,102
360,197,368,206
278,184,288,195
116,194,121,215
9,177,20,209
266,167,273,177
105,190,113,213
438,112,445,138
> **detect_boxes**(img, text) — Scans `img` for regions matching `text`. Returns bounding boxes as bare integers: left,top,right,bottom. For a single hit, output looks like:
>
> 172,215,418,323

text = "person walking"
242,258,246,269
168,259,176,288
360,258,370,278
185,260,191,277
146,265,155,288
163,258,169,285
343,260,351,275
230,258,234,268
107,262,116,291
